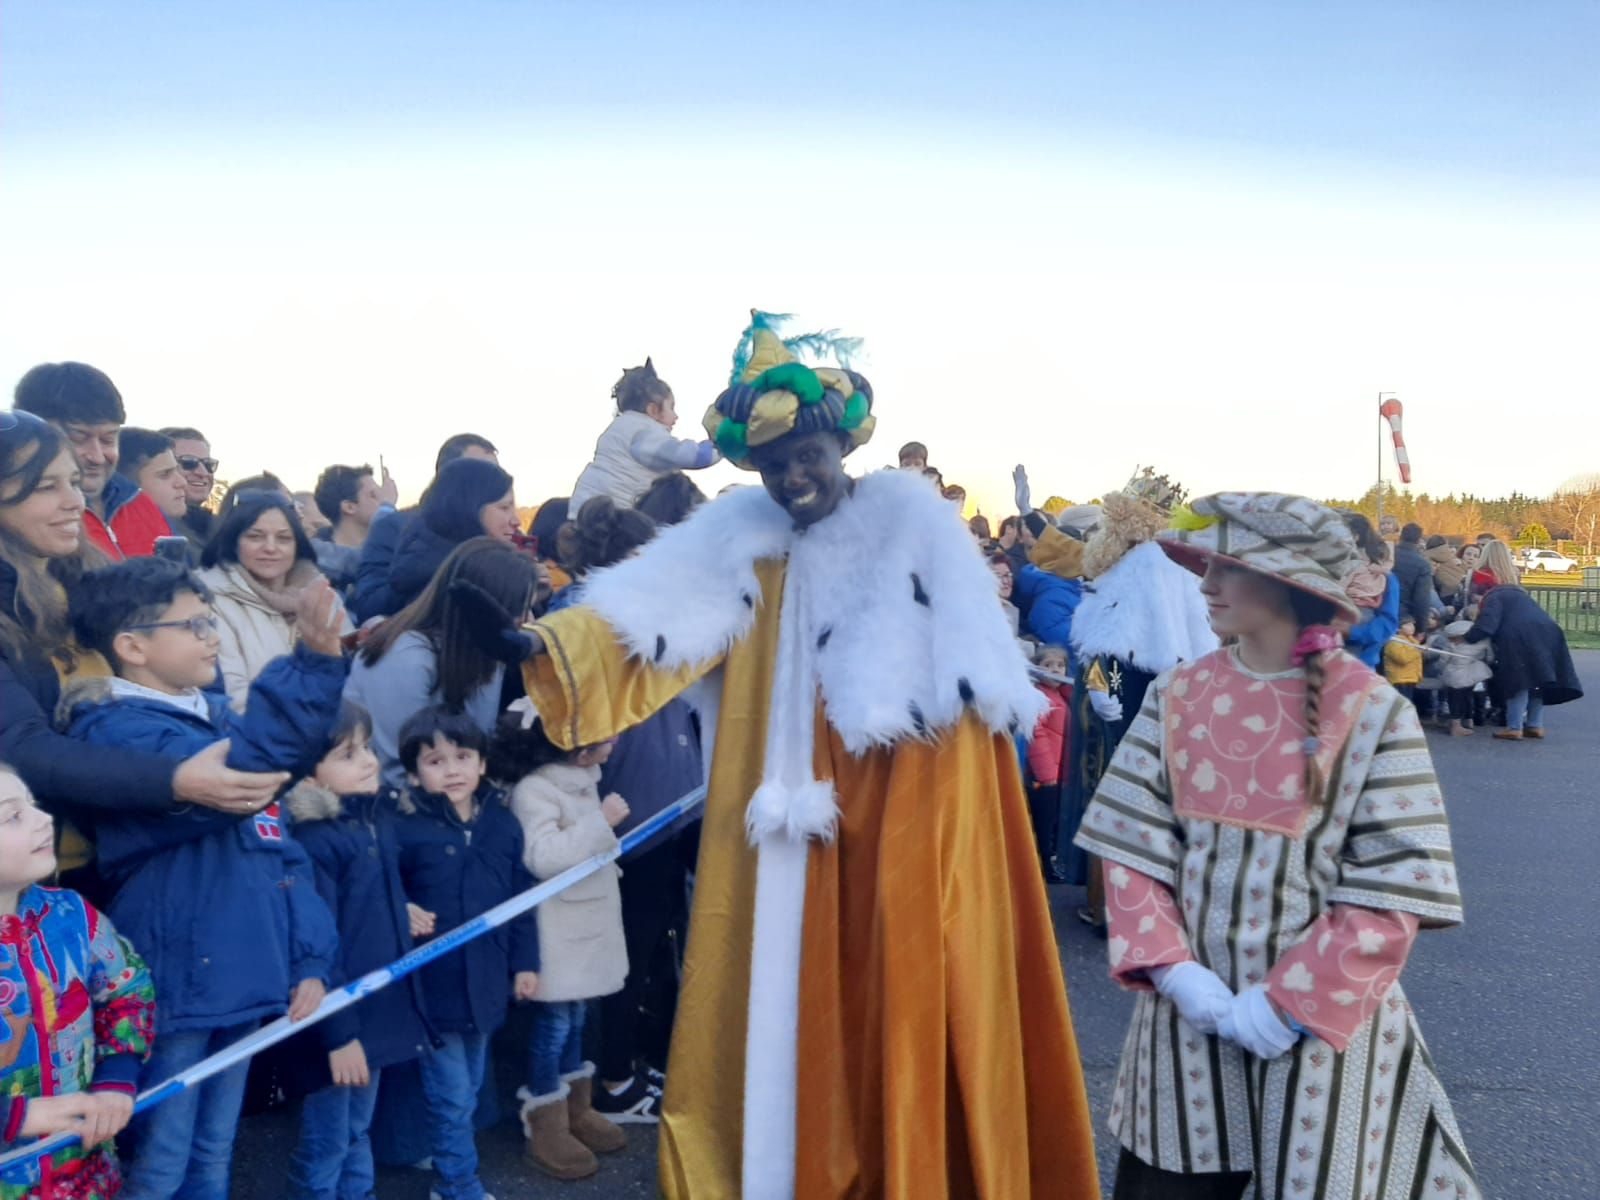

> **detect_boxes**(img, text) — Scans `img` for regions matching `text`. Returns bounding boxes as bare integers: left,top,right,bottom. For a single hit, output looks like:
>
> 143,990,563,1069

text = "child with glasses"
60,557,347,1200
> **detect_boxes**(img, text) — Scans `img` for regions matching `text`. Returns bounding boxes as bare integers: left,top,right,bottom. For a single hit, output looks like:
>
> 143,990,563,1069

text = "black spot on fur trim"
654,635,667,663
742,592,754,609
958,677,975,705
1007,717,1021,737
817,627,833,650
909,702,928,736
911,573,930,607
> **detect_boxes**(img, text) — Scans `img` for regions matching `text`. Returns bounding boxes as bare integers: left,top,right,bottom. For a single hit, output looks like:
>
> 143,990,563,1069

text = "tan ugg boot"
519,1083,597,1181
564,1067,628,1154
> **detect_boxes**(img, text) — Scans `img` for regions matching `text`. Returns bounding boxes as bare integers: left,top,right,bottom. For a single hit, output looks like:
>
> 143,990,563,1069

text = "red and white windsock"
1379,397,1411,484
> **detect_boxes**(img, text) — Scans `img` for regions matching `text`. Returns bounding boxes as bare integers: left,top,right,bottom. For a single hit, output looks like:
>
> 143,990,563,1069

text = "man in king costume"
475,313,1101,1198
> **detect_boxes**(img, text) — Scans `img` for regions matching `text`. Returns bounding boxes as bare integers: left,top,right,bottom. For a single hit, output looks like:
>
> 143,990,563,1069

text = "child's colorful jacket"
0,885,155,1200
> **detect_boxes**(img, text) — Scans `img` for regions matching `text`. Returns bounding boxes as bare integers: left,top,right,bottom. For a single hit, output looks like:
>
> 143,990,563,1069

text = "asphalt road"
231,652,1599,1198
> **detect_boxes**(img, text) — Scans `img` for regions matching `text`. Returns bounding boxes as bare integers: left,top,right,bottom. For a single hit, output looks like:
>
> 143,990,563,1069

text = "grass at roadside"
1567,632,1600,651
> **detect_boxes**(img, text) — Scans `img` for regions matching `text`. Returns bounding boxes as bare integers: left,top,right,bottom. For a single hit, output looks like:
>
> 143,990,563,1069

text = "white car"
1518,548,1579,574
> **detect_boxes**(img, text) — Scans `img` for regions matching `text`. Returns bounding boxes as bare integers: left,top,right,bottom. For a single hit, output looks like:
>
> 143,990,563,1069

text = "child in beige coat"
491,709,631,1182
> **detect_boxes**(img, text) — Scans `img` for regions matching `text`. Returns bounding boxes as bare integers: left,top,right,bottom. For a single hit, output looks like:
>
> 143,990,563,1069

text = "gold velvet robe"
525,552,1100,1199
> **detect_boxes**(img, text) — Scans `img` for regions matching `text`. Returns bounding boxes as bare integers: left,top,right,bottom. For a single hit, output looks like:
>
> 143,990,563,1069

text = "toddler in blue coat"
63,558,344,1200
392,707,540,1200
282,702,434,1200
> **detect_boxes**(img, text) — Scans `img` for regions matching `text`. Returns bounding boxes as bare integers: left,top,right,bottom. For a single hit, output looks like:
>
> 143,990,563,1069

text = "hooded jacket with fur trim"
280,782,434,1088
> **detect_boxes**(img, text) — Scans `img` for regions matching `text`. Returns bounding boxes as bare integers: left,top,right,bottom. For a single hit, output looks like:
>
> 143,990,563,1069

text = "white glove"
1090,691,1124,723
1013,464,1032,515
1150,962,1234,1036
1216,985,1300,1061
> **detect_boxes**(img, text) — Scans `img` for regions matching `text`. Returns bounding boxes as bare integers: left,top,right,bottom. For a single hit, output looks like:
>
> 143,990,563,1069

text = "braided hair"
1288,589,1342,799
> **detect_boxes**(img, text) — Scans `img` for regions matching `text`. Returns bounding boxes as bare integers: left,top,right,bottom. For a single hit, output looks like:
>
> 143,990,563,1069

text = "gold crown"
1122,466,1186,515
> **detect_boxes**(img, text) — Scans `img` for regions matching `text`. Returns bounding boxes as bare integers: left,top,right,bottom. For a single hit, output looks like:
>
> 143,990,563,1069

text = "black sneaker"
644,1064,666,1089
591,1075,663,1124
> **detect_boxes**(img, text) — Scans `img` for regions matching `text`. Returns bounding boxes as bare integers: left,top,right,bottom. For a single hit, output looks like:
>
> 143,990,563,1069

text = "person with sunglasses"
160,426,219,544
14,361,176,560
0,410,292,904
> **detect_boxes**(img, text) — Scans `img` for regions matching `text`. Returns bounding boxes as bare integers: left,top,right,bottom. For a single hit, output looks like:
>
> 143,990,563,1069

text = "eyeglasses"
176,455,219,474
124,616,221,639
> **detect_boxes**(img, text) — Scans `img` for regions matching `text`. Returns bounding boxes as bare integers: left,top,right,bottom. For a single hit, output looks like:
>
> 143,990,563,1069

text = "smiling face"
410,735,487,806
137,450,190,521
0,772,57,893
479,487,521,543
1198,558,1297,639
170,437,215,505
990,559,1014,600
315,729,381,797
749,431,851,529
237,506,299,588
0,447,85,559
60,421,120,502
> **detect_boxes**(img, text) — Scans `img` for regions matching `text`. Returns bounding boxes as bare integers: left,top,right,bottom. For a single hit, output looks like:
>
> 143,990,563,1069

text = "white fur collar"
1070,540,1219,674
579,469,1045,755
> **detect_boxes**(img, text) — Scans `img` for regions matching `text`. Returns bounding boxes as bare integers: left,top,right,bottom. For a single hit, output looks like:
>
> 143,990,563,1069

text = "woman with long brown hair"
0,410,285,889
343,536,535,787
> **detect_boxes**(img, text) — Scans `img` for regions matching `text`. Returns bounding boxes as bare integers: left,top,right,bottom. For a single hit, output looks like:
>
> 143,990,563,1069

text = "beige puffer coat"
509,762,627,1002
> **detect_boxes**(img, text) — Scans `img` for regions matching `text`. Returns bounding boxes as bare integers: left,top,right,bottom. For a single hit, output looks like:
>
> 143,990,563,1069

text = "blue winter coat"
350,507,407,624
392,783,540,1036
598,698,703,837
282,783,435,1089
1013,565,1083,668
1344,573,1400,670
65,647,345,1033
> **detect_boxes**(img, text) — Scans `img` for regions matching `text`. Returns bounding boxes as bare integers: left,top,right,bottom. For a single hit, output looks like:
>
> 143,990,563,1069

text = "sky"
4,1,1597,517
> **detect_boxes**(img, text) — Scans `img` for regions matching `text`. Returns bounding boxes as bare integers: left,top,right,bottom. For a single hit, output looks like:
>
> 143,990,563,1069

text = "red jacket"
84,475,173,561
1027,683,1071,787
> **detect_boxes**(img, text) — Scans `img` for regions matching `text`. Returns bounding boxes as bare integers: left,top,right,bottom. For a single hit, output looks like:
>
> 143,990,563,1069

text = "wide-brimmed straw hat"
1156,492,1364,623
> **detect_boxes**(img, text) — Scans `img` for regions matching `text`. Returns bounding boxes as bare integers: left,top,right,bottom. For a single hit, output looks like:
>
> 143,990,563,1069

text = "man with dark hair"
158,426,218,543
116,428,188,526
1392,520,1436,628
311,464,391,592
351,435,497,622
15,361,174,559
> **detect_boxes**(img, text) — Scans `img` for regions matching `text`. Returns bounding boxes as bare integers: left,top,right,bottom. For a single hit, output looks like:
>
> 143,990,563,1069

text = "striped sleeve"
1329,697,1464,927
1071,674,1184,887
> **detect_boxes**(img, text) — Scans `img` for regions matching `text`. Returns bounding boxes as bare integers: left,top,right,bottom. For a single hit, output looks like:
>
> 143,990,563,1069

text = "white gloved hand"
1090,691,1124,723
1013,464,1032,515
1149,962,1235,1036
1216,985,1301,1061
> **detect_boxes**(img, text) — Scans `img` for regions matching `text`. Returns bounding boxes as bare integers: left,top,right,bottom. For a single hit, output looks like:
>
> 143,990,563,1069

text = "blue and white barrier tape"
0,785,706,1172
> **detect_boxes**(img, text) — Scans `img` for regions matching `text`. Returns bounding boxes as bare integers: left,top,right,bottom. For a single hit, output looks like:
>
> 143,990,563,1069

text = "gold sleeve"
522,606,719,750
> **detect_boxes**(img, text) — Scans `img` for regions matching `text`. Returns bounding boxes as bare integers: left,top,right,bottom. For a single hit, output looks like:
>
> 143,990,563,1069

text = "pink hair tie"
1292,625,1343,666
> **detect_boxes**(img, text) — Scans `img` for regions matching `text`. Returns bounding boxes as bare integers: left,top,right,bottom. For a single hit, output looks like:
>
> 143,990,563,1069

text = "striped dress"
1075,646,1482,1199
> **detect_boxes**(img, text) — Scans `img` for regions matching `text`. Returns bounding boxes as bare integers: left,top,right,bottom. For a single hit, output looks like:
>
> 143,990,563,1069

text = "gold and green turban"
702,310,876,469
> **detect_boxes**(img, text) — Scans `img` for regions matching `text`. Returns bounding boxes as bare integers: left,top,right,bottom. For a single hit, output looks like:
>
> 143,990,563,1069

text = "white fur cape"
1070,540,1219,674
579,468,1047,756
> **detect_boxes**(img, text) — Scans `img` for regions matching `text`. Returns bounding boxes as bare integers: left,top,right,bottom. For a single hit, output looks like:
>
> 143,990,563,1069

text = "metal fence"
1528,586,1600,637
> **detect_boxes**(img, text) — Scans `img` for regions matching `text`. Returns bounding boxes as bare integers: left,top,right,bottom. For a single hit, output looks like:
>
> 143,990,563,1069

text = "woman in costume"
1074,492,1480,1199
461,312,1100,1199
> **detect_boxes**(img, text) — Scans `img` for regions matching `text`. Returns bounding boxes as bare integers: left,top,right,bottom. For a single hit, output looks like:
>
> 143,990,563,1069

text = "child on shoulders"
568,361,719,514
0,766,155,1200
282,703,433,1200
490,714,630,1181
391,708,539,1200
62,557,344,1200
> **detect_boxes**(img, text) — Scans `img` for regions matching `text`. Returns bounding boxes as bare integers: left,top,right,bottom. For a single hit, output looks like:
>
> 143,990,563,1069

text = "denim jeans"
417,1032,489,1200
287,1070,382,1200
527,1001,586,1097
120,1022,255,1200
1506,688,1545,732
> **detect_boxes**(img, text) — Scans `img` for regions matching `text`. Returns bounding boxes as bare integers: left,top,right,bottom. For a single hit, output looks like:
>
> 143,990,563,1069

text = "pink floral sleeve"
1103,861,1193,991
1265,905,1419,1051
